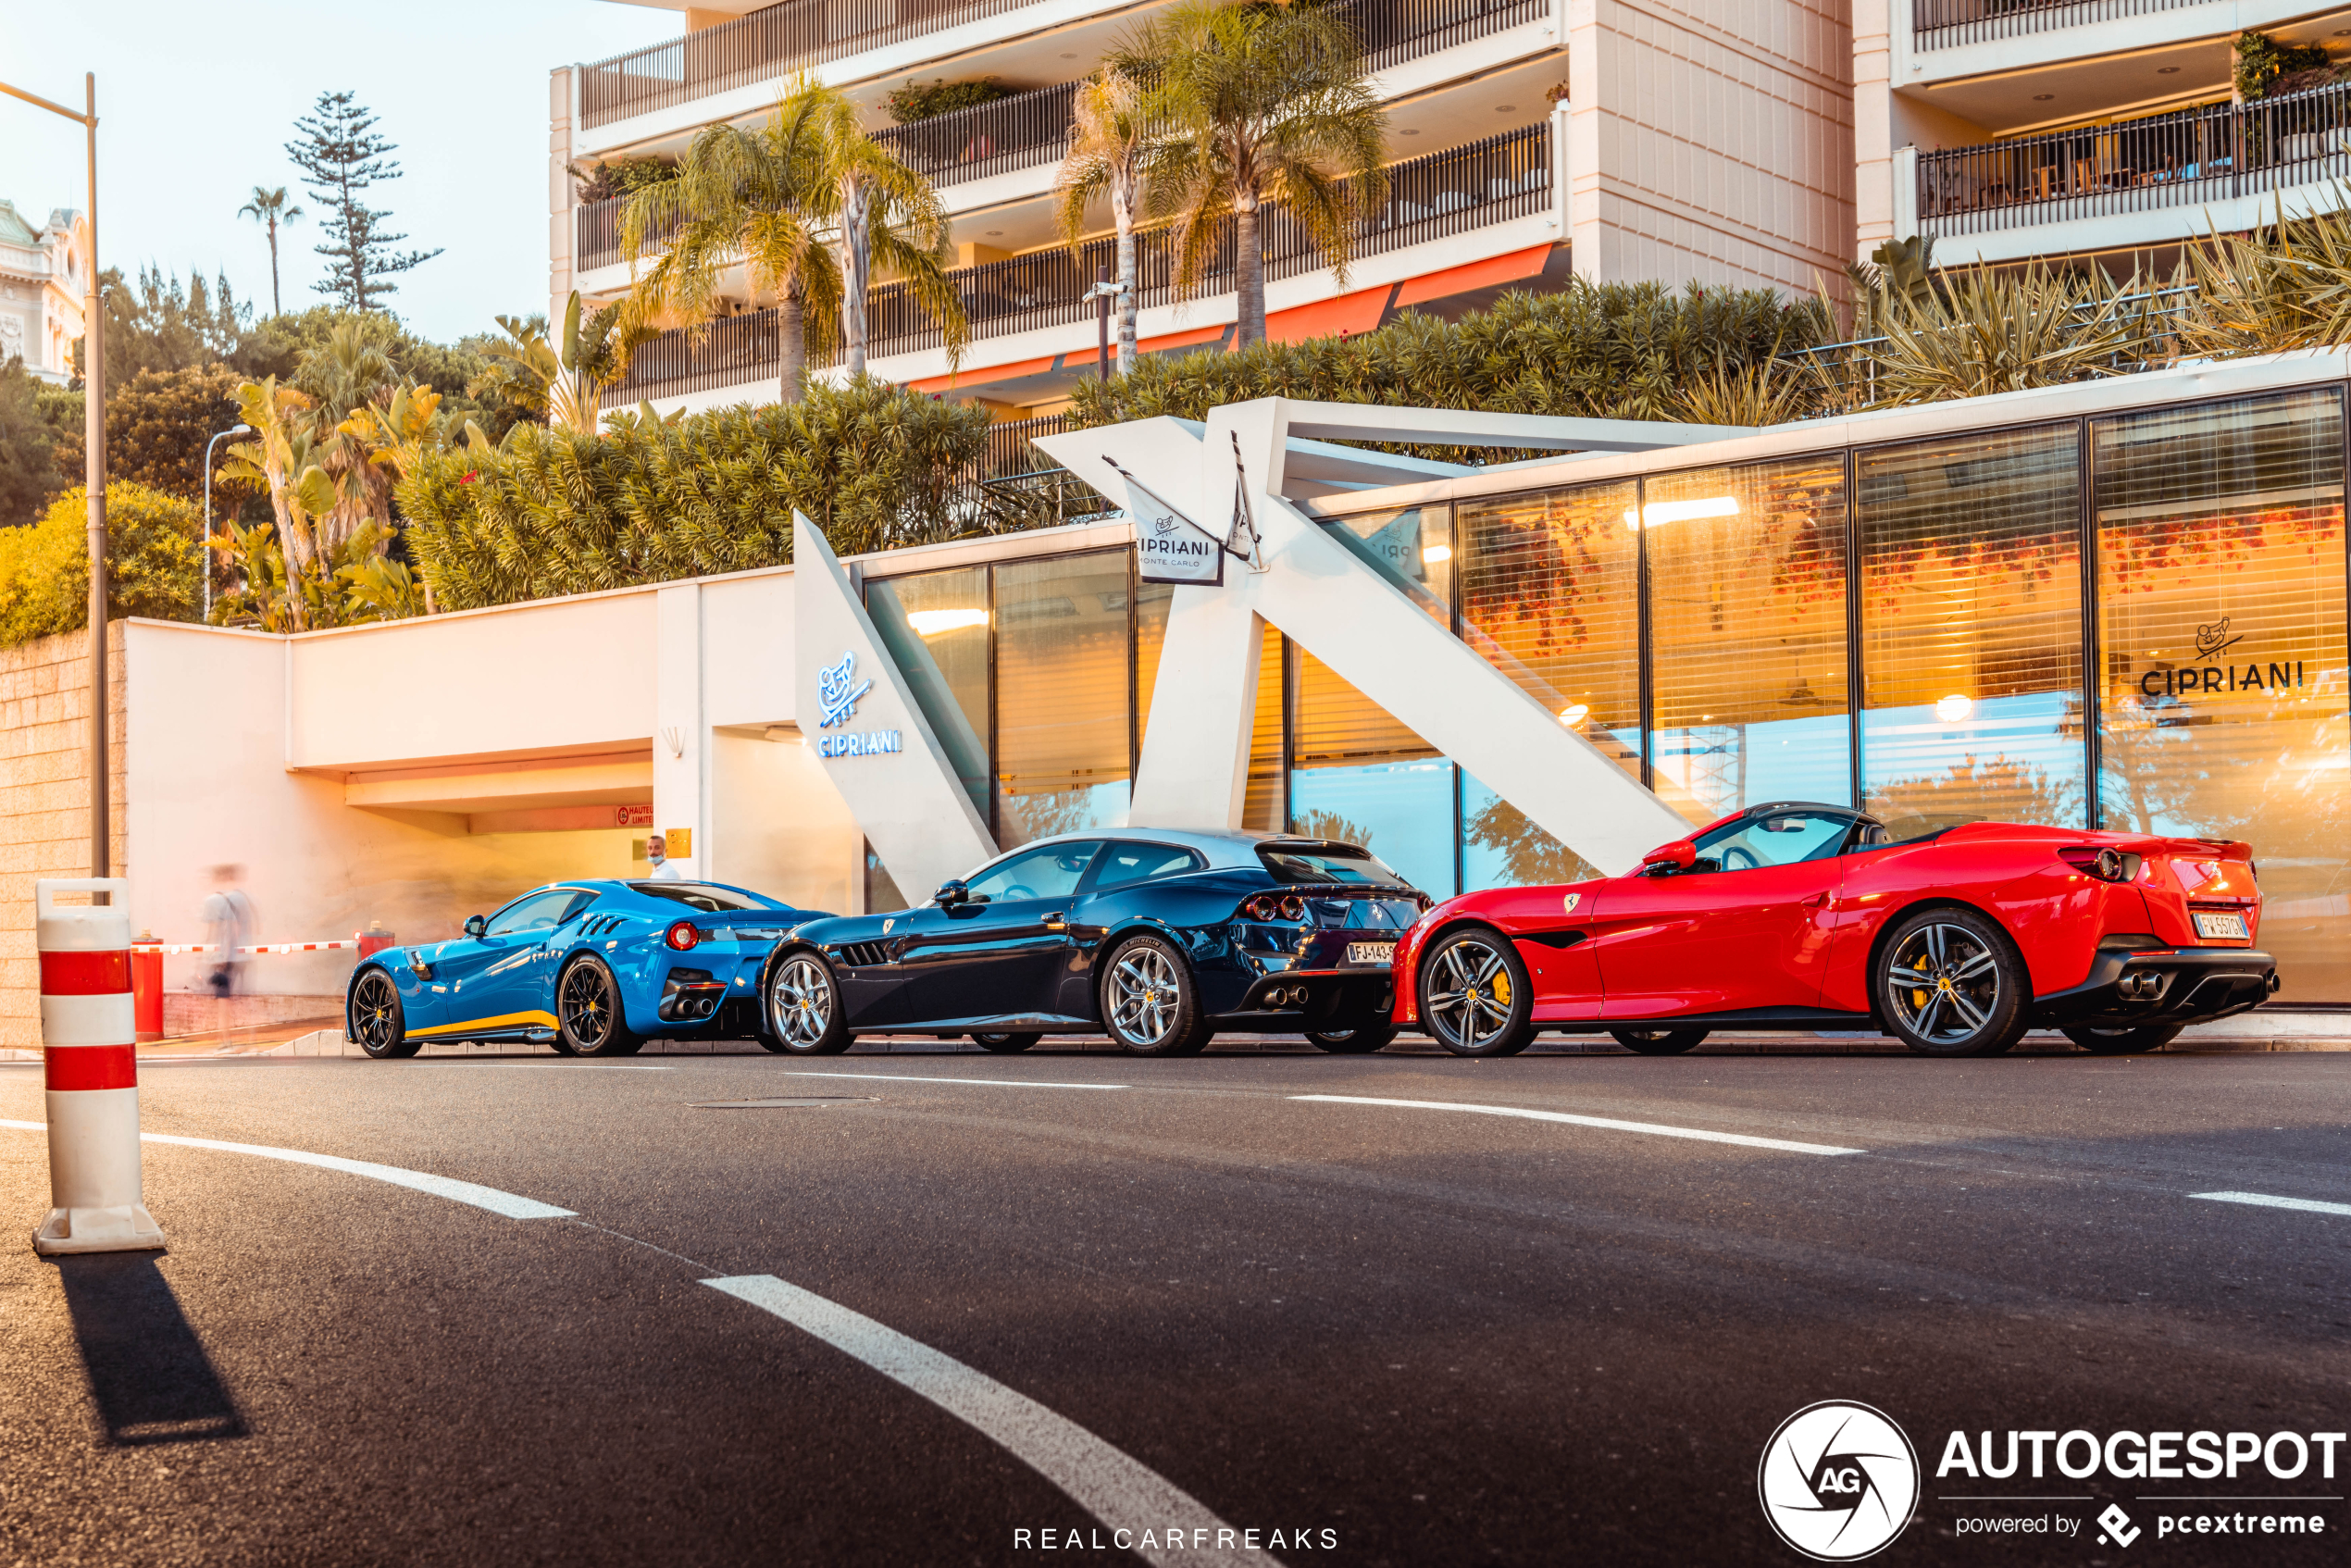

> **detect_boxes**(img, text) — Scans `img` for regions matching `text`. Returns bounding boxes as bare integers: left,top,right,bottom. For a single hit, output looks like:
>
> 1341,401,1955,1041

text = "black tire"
1306,1025,1395,1053
1100,933,1211,1056
348,968,419,1060
1417,927,1534,1057
558,955,642,1057
972,1031,1040,1053
1610,1027,1708,1055
765,949,852,1055
1873,907,2030,1057
2062,1023,2183,1055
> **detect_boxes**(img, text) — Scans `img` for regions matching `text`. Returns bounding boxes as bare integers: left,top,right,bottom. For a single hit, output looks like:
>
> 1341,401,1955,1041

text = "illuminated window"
1243,621,1284,833
994,552,1132,847
1645,457,1851,824
1458,479,1643,779
1134,579,1173,752
2094,389,2349,999
1319,505,1451,625
866,566,989,818
1857,425,2085,836
1288,646,1455,896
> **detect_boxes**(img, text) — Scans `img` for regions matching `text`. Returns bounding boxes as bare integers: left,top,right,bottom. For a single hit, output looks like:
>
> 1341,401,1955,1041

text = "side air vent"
839,941,892,968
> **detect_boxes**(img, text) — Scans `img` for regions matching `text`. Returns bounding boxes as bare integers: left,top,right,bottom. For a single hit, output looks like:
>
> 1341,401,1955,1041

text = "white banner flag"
1106,458,1227,586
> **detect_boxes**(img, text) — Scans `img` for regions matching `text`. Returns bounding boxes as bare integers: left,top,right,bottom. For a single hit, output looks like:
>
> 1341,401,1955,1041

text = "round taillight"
1244,895,1277,921
1277,895,1305,921
2096,848,2125,883
665,920,700,951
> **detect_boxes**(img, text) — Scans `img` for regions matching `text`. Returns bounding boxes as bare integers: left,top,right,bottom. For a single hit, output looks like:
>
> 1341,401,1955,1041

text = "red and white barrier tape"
131,939,367,955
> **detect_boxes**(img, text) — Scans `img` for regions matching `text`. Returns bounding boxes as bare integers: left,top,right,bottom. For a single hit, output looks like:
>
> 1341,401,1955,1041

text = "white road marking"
704,1275,1276,1568
2193,1190,2351,1218
786,1071,1128,1091
0,1120,573,1219
1289,1094,1867,1157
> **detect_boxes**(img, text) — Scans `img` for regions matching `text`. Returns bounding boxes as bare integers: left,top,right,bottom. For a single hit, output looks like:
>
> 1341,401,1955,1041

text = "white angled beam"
1276,400,1754,452
1043,405,1691,876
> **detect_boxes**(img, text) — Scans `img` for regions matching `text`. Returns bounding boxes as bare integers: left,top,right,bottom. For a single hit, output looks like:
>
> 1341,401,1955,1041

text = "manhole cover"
689,1095,877,1110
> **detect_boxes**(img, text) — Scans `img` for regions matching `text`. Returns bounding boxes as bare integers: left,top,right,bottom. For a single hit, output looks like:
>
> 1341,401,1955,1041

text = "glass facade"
1647,457,1850,824
2093,390,2349,1002
857,383,2349,999
1858,425,2085,837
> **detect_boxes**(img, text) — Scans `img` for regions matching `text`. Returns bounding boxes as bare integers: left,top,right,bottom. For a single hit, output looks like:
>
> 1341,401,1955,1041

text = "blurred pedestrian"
644,833,682,881
200,865,257,1049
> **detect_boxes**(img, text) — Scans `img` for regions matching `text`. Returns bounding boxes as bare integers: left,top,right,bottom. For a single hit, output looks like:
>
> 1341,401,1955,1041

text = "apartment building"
1858,0,2351,273
554,0,1855,421
0,199,87,386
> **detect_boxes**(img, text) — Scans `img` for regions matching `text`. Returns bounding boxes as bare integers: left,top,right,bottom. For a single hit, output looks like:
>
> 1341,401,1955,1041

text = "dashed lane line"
785,1070,1129,1090
2192,1190,2351,1218
1288,1094,1869,1157
0,1117,1277,1564
0,1120,574,1219
705,1275,1278,1568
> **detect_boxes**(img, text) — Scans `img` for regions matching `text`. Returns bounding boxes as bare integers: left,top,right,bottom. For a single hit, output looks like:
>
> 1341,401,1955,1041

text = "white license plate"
2193,912,2248,941
1345,941,1397,966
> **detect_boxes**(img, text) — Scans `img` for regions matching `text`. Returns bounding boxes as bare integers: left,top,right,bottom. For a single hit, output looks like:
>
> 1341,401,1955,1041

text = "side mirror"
1639,840,1698,876
934,880,968,907
463,915,489,939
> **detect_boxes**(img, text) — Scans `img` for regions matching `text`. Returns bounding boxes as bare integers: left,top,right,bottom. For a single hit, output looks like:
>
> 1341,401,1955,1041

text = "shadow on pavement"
52,1253,246,1446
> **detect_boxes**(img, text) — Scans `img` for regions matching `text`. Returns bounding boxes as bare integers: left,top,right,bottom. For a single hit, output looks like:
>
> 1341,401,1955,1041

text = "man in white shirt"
644,833,683,880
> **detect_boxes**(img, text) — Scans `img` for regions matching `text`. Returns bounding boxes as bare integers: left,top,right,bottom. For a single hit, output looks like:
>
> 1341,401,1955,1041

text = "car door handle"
1800,891,1830,909
1043,911,1066,930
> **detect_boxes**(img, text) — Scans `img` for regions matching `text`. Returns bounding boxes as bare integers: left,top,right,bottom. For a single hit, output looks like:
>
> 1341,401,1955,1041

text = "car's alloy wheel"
1305,1025,1395,1054
558,957,642,1057
971,1031,1040,1053
765,952,851,1055
1419,928,1533,1057
1876,911,2027,1057
1609,1027,1708,1056
2061,1023,2182,1055
1101,936,1208,1056
349,969,417,1060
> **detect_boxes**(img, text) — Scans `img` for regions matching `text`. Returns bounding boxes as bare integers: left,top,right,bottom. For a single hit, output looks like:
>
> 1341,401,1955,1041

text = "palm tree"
1129,0,1387,349
616,114,838,404
238,186,303,317
1052,67,1151,378
786,81,967,378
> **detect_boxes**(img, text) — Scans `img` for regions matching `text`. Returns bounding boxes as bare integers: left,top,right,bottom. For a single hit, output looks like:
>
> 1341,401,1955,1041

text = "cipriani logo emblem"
1758,1401,1920,1562
816,651,873,730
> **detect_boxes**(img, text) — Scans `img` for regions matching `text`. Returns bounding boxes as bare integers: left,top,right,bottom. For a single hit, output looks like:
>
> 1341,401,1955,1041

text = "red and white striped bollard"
31,877,164,1255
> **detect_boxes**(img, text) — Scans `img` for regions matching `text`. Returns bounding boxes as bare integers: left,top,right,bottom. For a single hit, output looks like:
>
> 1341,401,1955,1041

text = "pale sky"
1,2,678,343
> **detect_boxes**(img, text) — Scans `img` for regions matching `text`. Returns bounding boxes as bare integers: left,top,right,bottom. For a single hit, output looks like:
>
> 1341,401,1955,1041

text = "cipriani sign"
814,651,902,759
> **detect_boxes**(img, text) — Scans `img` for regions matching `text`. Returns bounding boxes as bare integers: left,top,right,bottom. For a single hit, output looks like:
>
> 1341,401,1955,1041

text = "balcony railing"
579,0,1550,132
1918,82,2351,237
1912,0,2200,49
616,121,1552,400
875,81,1080,192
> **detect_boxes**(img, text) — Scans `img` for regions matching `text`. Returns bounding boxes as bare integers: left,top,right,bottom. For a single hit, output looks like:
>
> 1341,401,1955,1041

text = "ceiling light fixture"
2158,66,2180,74
1496,104,1516,112
1422,544,1452,564
2034,93,2055,101
1623,496,1738,530
907,608,989,637
1935,693,1975,724
1399,128,1421,135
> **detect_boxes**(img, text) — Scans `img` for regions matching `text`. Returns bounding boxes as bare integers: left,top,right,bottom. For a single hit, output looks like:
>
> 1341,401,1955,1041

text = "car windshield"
965,842,1101,903
1692,810,1852,871
1256,843,1412,889
627,882,775,913
486,889,595,936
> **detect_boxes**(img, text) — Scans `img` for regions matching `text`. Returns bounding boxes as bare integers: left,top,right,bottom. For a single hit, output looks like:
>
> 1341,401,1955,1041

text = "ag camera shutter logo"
1759,1401,1921,1562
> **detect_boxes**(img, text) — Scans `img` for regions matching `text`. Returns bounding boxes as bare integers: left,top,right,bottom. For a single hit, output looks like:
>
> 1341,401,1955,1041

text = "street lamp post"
1,72,106,882
1085,275,1130,382
203,424,253,623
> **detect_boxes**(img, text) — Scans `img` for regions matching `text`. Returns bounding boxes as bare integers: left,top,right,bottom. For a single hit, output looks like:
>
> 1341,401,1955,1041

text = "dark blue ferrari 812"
757,828,1430,1056
345,879,824,1058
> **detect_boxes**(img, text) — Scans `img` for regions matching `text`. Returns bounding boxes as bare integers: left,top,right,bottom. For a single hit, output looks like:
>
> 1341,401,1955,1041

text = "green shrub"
884,77,1015,124
1066,280,1826,445
397,376,990,612
0,482,204,645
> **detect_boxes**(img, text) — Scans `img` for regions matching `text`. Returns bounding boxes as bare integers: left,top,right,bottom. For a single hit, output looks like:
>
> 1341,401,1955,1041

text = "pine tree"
285,92,442,311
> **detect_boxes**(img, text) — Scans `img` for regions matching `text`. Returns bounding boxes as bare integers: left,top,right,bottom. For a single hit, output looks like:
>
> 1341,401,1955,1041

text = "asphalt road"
1,1042,2345,1568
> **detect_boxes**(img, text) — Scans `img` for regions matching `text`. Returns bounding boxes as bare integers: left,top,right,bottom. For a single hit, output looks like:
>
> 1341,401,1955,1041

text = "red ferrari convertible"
1393,801,2277,1058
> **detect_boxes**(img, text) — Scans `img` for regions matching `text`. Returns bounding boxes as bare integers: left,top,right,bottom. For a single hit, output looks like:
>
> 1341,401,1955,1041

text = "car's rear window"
1256,843,1412,889
628,882,776,912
